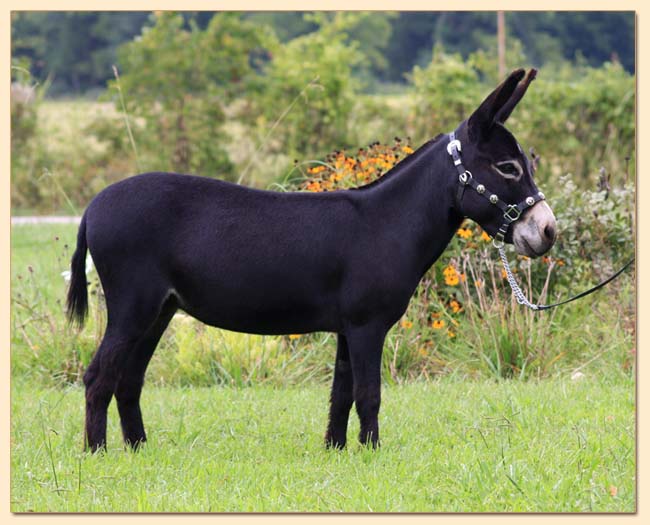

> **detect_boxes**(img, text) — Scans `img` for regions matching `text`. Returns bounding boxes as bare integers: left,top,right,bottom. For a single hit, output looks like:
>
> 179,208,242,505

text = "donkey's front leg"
346,323,388,448
325,334,354,449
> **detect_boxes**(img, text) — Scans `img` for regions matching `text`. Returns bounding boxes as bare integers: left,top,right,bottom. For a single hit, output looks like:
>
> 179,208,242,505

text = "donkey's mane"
351,134,445,191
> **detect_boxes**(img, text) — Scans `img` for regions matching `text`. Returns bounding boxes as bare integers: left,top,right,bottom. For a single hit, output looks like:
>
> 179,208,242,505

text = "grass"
10,377,635,512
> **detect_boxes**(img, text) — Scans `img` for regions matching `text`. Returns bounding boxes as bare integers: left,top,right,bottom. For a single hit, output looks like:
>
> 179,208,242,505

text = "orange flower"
402,145,414,154
450,300,462,313
442,264,460,286
445,273,459,286
289,334,301,340
443,264,457,277
447,329,456,338
401,319,413,329
456,227,472,239
432,319,446,330
480,231,491,242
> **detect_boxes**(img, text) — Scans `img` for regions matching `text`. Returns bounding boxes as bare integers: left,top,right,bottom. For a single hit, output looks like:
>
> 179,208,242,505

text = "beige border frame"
2,2,644,522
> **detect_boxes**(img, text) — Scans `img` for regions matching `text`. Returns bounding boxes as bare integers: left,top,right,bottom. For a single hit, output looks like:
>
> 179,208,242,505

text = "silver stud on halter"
489,194,498,204
476,184,485,194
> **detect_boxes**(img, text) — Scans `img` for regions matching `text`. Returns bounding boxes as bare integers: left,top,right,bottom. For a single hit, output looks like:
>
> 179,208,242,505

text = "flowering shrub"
293,138,414,192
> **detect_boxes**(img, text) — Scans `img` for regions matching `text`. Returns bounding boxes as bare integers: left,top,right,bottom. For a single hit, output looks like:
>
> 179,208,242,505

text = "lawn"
11,378,634,513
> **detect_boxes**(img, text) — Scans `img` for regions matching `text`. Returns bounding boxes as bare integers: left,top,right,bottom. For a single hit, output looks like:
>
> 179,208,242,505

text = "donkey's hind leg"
114,298,177,449
83,287,169,453
83,324,140,452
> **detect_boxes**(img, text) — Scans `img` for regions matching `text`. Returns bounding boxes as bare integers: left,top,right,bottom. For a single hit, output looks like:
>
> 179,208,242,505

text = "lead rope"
499,250,634,311
498,246,540,310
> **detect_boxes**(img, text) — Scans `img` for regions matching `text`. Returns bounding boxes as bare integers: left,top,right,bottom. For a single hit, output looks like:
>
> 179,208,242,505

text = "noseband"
447,131,545,249
446,132,634,311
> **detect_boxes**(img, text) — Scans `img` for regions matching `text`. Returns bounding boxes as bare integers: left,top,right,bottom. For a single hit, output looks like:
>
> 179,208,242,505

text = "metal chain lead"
498,247,540,310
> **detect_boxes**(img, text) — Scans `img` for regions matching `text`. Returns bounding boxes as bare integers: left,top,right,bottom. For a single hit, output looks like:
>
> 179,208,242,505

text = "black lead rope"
533,258,635,311
447,131,635,312
499,247,635,311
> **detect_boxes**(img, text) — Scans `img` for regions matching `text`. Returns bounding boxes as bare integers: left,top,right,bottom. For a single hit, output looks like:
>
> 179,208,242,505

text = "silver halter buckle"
447,139,462,155
459,170,472,185
503,204,522,222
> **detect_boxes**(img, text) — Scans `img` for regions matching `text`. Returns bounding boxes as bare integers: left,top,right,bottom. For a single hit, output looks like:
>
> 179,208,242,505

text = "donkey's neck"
362,137,464,276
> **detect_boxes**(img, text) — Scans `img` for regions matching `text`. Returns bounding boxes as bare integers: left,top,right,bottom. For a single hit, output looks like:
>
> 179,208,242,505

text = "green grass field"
10,378,635,513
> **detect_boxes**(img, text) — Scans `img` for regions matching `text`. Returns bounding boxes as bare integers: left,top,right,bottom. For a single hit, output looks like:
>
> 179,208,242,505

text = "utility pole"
497,11,506,78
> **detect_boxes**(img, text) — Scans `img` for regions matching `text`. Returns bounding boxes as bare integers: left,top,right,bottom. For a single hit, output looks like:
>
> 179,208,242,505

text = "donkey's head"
453,68,556,257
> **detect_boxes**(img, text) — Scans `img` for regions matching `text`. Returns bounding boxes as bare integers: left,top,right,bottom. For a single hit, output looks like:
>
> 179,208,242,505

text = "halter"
447,131,545,250
446,132,634,311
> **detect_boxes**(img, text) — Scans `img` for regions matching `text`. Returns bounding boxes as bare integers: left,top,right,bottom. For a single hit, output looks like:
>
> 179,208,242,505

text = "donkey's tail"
66,212,89,328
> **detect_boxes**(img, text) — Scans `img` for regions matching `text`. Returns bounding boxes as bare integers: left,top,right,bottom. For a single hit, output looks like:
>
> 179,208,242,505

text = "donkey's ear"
495,68,537,124
467,68,526,142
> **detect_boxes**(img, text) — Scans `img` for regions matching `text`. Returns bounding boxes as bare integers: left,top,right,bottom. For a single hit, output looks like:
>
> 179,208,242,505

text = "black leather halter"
447,131,545,248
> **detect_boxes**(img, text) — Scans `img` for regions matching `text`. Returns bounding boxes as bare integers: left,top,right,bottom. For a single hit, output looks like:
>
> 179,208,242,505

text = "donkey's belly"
176,292,340,335
170,266,343,335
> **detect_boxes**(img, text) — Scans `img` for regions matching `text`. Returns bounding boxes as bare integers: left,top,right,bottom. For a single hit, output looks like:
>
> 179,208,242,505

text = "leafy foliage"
516,61,635,179
252,13,363,158
11,11,635,94
110,12,273,178
408,52,635,183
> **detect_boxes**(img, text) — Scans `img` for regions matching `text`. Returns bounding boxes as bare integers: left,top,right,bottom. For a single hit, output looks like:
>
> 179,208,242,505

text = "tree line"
11,11,634,95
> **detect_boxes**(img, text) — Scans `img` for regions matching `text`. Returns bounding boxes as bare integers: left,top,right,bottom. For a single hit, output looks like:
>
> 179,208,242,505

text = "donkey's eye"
494,160,523,179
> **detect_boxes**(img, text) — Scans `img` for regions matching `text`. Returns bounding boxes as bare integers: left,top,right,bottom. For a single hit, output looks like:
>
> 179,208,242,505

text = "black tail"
66,213,89,328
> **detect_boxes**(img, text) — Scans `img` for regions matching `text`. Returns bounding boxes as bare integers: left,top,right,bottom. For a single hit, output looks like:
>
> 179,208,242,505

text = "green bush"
408,51,634,188
252,13,363,158
513,61,635,182
10,59,52,210
408,49,483,141
111,12,272,179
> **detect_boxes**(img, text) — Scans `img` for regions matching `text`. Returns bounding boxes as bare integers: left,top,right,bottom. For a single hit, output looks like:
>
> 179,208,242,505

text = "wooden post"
497,11,506,78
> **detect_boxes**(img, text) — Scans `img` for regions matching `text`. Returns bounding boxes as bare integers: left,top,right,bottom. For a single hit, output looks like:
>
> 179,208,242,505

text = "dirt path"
11,216,82,225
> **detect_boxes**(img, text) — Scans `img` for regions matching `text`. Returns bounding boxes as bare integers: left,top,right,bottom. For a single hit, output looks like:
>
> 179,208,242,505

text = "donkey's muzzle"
512,201,557,257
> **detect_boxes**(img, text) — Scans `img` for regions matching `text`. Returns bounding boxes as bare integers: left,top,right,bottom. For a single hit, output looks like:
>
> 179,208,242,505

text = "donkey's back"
82,172,370,335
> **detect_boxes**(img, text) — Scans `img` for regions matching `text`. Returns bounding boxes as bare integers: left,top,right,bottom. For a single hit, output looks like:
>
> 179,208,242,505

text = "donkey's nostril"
544,224,556,241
